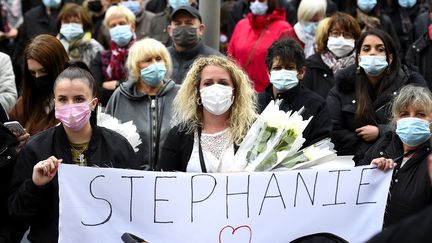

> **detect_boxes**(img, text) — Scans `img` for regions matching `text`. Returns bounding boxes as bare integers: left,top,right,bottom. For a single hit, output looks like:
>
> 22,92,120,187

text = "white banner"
58,164,392,243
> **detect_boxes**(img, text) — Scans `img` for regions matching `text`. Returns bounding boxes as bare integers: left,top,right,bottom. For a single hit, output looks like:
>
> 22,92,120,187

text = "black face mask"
32,75,54,92
88,0,103,12
172,26,199,47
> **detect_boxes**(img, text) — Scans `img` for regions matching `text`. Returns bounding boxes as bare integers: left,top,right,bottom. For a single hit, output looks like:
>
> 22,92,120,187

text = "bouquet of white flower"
234,100,311,172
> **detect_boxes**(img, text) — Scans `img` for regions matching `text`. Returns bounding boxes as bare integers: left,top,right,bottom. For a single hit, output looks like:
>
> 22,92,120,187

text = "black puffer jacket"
258,84,332,148
302,53,334,99
8,125,138,243
326,64,426,163
359,131,432,227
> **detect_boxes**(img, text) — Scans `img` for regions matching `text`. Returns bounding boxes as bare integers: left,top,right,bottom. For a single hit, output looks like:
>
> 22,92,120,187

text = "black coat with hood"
326,64,426,163
106,79,180,170
258,84,332,148
359,131,432,227
8,125,138,243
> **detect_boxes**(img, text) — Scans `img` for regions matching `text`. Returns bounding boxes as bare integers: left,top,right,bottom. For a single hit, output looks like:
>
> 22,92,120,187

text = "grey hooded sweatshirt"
106,79,180,170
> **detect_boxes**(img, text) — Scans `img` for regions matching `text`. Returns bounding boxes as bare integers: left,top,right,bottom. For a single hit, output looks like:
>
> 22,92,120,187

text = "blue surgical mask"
109,25,133,47
122,1,141,15
398,0,416,8
249,1,268,16
43,0,61,8
169,0,189,9
357,0,377,13
303,22,318,36
396,117,431,147
270,69,299,91
359,56,388,76
140,63,167,87
60,23,84,41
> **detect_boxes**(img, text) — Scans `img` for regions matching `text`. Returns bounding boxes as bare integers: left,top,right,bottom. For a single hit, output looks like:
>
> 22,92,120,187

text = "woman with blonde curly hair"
157,55,257,172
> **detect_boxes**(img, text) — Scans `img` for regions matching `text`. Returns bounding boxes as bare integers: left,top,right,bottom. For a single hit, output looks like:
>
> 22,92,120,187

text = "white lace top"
186,128,246,173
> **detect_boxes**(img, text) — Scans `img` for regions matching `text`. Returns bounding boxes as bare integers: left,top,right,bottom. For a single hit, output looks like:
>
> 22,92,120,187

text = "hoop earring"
196,97,202,106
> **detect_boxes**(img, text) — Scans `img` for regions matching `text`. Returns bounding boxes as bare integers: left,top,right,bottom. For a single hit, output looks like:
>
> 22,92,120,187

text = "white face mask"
270,69,299,91
200,84,234,116
249,1,268,16
327,36,355,58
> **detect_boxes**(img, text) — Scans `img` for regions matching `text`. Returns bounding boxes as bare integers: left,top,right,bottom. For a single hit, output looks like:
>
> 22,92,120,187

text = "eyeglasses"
329,30,354,39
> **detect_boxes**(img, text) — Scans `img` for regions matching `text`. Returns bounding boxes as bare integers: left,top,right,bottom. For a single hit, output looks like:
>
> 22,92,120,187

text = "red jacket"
228,9,295,92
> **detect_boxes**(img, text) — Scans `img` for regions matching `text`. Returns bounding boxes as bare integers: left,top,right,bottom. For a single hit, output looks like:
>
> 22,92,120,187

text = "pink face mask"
55,102,92,131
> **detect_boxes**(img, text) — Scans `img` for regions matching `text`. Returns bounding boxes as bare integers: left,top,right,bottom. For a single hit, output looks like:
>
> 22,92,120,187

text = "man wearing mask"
148,0,196,46
167,6,220,84
258,38,331,148
121,0,155,39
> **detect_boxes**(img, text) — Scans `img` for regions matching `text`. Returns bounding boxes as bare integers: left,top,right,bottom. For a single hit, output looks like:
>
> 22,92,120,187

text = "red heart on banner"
218,225,252,243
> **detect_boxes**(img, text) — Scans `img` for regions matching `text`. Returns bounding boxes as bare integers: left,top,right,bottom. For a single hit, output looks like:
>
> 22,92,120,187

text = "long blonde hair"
173,55,257,145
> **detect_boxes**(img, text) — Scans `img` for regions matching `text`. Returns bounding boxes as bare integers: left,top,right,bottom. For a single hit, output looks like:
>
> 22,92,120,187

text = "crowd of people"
1,0,432,242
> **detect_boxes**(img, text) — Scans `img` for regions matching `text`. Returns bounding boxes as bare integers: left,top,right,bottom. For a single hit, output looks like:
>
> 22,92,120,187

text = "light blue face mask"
302,22,318,36
396,117,431,147
357,0,377,13
169,0,189,9
109,25,133,47
270,69,299,91
43,0,61,9
359,55,388,76
140,63,167,87
249,1,268,16
122,1,141,16
398,0,417,8
60,23,84,41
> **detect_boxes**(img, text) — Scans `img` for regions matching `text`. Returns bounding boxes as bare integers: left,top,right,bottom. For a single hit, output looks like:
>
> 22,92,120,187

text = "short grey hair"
391,85,432,125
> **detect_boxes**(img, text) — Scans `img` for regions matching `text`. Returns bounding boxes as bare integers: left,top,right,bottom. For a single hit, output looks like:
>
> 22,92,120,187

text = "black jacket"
157,125,194,172
326,64,426,163
8,125,138,243
0,122,26,243
258,84,332,148
367,205,432,243
359,131,432,227
168,41,221,84
302,53,334,99
405,33,432,90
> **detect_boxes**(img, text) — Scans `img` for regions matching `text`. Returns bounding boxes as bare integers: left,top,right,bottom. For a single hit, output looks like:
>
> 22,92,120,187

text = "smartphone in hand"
4,121,26,136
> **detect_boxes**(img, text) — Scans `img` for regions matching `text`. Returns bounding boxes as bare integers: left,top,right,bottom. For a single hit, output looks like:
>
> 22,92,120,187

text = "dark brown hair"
354,28,400,124
20,34,69,134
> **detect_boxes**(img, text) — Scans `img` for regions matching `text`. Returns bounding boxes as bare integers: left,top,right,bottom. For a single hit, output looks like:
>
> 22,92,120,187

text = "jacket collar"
171,41,205,60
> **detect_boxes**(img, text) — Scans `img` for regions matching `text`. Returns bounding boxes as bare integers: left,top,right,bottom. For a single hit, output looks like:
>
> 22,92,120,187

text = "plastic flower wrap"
97,107,142,152
234,100,311,172
274,138,338,170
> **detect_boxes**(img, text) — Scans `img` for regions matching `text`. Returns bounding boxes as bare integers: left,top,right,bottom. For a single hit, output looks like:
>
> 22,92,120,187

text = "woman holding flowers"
157,55,257,172
327,28,426,164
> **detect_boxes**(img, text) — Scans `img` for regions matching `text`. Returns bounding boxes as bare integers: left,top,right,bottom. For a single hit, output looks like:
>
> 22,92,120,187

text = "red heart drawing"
219,225,252,243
